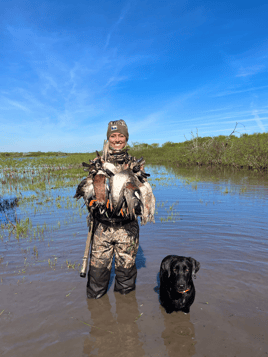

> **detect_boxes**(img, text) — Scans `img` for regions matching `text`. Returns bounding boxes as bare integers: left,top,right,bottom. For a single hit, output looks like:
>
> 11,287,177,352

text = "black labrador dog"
160,255,200,314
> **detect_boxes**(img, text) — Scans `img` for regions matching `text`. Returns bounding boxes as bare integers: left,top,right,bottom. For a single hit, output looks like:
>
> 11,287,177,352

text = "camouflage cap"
107,120,129,141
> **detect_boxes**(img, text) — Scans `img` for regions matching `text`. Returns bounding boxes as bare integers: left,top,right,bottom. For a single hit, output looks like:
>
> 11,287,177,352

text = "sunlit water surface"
1,165,267,357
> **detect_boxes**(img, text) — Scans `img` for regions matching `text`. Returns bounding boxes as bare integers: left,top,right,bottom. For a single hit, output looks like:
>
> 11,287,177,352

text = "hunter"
75,119,155,299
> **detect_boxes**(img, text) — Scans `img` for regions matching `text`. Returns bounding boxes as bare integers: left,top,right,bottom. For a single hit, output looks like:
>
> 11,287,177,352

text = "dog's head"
166,256,200,293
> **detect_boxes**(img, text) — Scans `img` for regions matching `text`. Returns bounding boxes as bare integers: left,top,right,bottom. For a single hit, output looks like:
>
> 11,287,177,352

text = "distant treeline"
1,132,267,172
128,132,268,172
0,151,72,158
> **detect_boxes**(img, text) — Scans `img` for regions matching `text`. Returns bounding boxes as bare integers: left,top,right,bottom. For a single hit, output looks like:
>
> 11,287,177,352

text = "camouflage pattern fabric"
90,220,139,270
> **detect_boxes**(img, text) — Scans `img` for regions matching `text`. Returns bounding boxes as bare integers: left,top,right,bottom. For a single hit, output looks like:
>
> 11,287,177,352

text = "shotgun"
80,220,94,278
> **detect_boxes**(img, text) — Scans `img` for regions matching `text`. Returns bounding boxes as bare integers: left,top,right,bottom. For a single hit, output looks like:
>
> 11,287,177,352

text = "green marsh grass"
158,201,180,223
66,260,80,270
128,132,268,173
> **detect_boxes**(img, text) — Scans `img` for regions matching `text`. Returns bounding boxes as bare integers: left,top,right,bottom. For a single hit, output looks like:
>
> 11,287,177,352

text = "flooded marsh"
1,160,268,356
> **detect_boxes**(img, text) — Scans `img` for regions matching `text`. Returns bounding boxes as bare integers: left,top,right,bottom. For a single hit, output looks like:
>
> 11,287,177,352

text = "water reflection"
160,307,196,357
0,196,19,224
136,245,146,269
83,292,144,356
167,164,268,186
154,272,196,357
148,164,268,202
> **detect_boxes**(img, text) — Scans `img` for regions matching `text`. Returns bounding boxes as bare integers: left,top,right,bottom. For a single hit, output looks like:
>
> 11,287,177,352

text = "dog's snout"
177,283,187,291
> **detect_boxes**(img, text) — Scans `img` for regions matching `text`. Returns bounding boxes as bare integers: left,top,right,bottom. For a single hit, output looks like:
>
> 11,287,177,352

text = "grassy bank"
0,132,267,178
129,132,268,172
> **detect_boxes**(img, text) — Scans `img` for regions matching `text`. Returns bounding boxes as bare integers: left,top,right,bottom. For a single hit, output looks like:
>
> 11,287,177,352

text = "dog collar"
178,288,190,294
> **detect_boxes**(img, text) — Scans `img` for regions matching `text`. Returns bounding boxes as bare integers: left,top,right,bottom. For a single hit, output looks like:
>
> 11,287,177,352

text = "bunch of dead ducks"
74,152,155,225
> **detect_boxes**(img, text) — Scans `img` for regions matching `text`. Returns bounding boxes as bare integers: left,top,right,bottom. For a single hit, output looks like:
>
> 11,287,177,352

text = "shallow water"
0,166,268,356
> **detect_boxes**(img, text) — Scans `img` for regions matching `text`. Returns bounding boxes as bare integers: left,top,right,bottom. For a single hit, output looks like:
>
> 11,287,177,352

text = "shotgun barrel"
80,220,94,278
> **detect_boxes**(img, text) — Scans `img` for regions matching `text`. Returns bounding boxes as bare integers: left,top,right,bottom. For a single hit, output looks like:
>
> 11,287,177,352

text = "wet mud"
1,166,268,356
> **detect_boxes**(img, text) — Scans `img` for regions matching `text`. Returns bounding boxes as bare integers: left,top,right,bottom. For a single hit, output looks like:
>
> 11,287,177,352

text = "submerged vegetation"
0,152,96,195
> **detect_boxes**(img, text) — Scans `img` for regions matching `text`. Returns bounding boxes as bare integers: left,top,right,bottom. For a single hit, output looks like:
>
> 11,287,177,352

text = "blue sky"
1,0,268,152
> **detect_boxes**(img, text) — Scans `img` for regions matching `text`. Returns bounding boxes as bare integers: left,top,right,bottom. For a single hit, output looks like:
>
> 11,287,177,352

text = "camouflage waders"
87,220,139,299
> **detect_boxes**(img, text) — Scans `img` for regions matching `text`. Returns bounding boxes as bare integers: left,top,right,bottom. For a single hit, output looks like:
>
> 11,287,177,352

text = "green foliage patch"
129,131,268,172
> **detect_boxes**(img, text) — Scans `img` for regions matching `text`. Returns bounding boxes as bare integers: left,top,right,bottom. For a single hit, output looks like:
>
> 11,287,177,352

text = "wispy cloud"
199,117,268,127
5,98,31,112
212,85,268,98
1,0,268,152
253,110,266,132
236,64,265,77
1,18,156,147
223,39,268,79
104,75,129,87
104,1,132,49
129,110,164,135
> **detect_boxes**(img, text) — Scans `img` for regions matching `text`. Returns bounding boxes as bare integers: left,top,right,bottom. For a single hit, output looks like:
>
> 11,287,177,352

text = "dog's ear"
161,259,172,278
187,257,200,279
